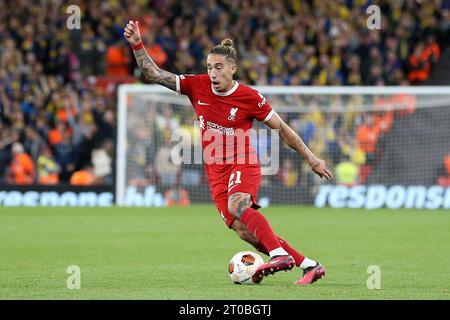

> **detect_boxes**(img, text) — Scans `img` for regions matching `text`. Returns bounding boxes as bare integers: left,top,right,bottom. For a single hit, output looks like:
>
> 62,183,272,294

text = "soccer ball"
228,251,264,284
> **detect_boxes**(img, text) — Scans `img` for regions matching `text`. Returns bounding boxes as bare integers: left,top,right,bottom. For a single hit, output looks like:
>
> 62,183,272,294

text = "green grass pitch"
0,205,449,299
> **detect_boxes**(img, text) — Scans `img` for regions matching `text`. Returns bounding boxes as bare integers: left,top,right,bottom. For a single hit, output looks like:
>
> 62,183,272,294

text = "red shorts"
205,163,261,228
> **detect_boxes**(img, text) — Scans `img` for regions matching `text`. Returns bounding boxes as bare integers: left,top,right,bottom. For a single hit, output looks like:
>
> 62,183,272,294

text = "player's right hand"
123,20,141,45
310,158,333,181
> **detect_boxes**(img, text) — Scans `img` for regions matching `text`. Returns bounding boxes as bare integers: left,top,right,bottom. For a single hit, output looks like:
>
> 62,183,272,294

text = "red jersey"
176,74,274,168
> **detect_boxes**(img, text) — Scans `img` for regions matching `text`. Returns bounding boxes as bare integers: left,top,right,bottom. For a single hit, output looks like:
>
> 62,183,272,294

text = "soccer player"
124,20,332,285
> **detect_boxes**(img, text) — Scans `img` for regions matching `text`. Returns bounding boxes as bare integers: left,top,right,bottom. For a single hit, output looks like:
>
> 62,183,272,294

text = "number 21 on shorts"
228,171,242,192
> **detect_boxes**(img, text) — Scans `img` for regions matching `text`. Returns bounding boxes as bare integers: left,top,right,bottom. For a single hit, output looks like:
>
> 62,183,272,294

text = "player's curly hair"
210,38,237,63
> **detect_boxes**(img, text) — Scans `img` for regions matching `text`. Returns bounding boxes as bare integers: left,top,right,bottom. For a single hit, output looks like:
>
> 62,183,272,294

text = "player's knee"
227,193,252,218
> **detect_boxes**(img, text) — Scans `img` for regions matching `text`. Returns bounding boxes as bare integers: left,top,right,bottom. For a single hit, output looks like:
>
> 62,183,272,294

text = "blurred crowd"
1,0,449,186
271,93,418,188
136,0,449,86
0,0,118,185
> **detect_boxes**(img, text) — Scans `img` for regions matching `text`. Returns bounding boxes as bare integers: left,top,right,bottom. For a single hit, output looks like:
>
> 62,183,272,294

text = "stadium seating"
0,0,449,185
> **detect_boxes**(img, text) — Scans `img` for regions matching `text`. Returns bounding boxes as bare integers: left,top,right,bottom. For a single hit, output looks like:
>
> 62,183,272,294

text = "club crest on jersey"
228,107,238,121
258,92,267,108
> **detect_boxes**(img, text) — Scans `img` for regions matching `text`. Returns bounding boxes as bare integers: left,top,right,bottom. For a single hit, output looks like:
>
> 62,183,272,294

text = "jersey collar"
211,80,239,96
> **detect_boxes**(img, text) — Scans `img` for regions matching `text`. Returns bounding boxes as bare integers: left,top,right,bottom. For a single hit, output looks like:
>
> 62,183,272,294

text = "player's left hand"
309,158,333,181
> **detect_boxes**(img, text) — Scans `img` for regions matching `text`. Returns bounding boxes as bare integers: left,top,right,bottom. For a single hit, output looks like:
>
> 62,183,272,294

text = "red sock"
277,236,305,267
240,208,281,253
254,236,305,267
254,242,269,256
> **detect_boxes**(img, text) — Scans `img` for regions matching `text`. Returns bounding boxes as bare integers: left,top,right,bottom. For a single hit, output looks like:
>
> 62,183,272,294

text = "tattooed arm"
133,49,176,91
123,20,176,91
265,111,333,180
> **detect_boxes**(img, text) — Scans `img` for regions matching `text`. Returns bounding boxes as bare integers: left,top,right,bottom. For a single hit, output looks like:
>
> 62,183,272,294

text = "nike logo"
228,184,239,192
197,100,209,106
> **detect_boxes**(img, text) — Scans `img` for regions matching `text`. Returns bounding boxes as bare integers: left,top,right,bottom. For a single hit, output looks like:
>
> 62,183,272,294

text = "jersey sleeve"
251,91,275,122
176,74,200,97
